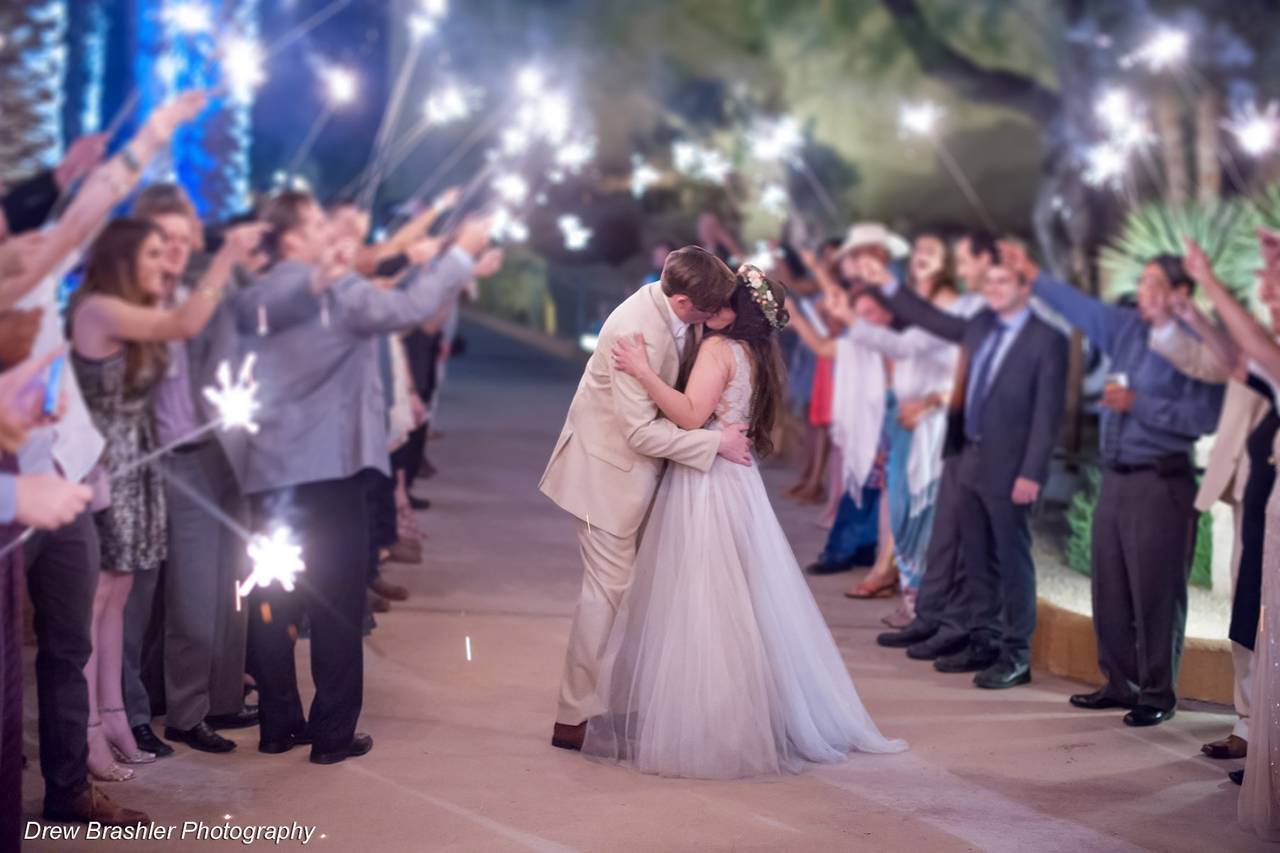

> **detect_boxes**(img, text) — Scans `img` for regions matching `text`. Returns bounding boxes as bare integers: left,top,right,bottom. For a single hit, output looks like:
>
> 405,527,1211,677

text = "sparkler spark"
1093,87,1153,152
630,155,660,198
749,116,803,164
491,207,529,243
515,66,544,97
671,141,732,184
203,355,260,433
221,36,265,102
899,100,944,137
558,214,592,251
322,66,357,106
555,137,596,173
1224,101,1280,158
1125,27,1189,72
423,85,473,125
492,172,529,205
759,182,790,217
162,1,214,36
1083,142,1129,189
238,527,306,597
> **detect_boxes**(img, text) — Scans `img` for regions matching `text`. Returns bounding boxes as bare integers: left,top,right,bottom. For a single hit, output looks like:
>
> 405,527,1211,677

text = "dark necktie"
965,321,1009,442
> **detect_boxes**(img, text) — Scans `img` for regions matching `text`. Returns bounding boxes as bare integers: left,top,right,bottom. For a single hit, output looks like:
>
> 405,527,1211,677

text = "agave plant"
1098,199,1259,301
1253,183,1280,234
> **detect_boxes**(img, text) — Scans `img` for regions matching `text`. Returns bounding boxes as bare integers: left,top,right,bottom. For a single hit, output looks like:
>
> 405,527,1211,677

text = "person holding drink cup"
1002,242,1225,727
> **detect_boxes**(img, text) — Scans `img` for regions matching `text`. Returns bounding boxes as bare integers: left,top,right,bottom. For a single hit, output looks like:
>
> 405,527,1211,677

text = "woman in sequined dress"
69,217,253,782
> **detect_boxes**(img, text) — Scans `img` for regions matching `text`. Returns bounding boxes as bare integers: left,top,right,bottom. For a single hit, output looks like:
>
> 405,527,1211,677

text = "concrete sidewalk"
21,321,1267,852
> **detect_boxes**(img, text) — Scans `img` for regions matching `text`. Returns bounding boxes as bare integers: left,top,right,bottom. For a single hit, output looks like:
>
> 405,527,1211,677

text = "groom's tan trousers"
557,519,635,725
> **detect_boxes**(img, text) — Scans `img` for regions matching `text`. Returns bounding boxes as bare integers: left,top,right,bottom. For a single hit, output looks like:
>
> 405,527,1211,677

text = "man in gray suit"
233,191,497,764
873,256,1067,689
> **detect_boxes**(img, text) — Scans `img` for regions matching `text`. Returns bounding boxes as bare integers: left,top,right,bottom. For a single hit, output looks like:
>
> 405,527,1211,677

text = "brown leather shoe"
368,591,391,613
370,576,409,601
44,785,149,826
551,722,586,751
1201,734,1248,760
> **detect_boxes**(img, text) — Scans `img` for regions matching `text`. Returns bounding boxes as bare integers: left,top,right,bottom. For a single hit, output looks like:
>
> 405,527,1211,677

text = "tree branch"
880,0,1061,123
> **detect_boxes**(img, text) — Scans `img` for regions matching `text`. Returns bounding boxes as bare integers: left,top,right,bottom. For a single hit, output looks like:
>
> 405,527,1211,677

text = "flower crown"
737,264,786,330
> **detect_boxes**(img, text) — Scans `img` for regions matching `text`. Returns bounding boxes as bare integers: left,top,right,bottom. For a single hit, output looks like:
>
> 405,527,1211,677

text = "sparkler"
238,527,306,597
322,66,357,105
492,172,530,205
1083,142,1129,189
759,182,790,217
555,137,597,174
558,215,592,251
898,100,943,138
424,85,474,126
491,207,529,244
672,141,732,184
221,35,265,102
630,155,660,198
749,116,803,164
1123,27,1190,72
287,65,358,178
1224,101,1280,158
162,1,214,36
897,99,996,230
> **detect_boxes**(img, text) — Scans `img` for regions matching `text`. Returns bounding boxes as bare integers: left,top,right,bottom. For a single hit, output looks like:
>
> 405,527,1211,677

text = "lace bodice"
707,339,753,430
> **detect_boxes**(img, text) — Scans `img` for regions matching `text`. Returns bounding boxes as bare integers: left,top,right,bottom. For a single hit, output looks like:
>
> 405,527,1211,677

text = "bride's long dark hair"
706,268,790,457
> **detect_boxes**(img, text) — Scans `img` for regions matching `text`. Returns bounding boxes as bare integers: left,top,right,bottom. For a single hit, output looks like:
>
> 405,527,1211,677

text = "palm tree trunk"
0,1,67,182
1196,88,1222,204
1154,89,1189,205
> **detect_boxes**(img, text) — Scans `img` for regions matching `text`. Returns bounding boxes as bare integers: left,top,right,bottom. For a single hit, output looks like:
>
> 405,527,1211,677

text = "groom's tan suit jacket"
539,283,720,538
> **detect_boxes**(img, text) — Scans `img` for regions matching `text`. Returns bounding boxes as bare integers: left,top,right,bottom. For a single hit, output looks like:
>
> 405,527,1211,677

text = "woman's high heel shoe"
87,722,135,782
99,708,156,765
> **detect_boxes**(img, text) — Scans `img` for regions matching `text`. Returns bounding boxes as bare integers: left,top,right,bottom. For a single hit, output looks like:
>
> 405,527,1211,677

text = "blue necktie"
965,321,1009,442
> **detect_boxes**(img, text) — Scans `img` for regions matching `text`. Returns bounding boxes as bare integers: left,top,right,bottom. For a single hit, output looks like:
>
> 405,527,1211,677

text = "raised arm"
76,225,261,345
1184,235,1280,387
848,318,954,361
336,246,480,336
611,333,731,430
787,304,837,359
1149,311,1241,384
0,92,209,310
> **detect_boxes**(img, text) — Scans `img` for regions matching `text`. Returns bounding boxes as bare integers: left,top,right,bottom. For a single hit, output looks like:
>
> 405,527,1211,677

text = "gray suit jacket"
232,250,474,495
886,284,1068,497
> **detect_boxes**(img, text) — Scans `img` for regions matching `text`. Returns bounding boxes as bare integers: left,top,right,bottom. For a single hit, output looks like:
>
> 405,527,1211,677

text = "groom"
540,245,751,750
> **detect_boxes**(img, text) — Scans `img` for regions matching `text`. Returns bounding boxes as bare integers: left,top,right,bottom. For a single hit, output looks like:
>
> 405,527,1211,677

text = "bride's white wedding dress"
583,339,906,778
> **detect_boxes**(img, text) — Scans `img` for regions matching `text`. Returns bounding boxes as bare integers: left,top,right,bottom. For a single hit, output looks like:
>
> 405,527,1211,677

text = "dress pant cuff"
1233,717,1250,741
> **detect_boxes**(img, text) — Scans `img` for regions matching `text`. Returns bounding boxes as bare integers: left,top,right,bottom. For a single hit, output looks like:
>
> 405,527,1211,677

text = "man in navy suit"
869,253,1068,689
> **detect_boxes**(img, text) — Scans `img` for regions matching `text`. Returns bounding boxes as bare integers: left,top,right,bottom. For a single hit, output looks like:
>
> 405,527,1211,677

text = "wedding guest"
1003,242,1224,723
1182,230,1280,840
9,91,207,828
233,191,497,764
875,230,995,659
69,214,249,779
784,239,839,503
1147,291,1275,758
128,185,265,754
1,347,96,847
820,236,960,626
873,251,1067,689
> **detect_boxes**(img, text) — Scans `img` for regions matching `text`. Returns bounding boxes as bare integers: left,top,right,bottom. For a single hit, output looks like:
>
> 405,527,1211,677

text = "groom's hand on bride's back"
717,423,752,466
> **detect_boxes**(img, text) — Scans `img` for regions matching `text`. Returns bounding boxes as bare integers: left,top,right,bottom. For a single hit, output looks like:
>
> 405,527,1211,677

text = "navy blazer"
886,285,1068,497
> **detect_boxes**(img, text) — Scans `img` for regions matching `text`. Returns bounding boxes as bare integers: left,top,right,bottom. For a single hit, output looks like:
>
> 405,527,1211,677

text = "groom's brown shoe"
551,722,586,751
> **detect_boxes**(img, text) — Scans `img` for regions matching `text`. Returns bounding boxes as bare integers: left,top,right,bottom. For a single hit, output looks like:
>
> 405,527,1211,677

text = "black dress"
1230,375,1279,650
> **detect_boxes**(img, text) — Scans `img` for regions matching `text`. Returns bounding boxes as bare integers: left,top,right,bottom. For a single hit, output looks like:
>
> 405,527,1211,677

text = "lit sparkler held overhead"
1124,27,1190,72
1224,101,1280,158
749,116,803,164
898,100,943,137
558,214,592,251
630,155,660,198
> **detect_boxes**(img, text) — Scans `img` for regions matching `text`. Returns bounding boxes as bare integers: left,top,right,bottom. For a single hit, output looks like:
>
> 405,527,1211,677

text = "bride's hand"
611,333,654,379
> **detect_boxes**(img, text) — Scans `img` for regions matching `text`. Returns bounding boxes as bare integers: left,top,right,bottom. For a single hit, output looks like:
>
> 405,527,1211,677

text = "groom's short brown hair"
660,246,738,312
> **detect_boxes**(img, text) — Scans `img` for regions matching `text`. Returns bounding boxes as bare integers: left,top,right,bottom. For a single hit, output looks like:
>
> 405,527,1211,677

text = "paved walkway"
22,321,1267,852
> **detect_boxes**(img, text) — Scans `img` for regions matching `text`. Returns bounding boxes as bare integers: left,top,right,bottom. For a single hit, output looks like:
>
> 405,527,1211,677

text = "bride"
581,263,906,779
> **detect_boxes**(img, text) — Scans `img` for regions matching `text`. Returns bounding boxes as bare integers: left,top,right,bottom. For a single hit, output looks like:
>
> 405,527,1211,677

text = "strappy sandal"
99,708,155,765
87,722,135,782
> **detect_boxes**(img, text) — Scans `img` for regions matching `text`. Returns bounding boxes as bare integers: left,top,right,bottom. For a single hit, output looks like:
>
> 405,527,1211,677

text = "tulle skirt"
582,454,907,779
